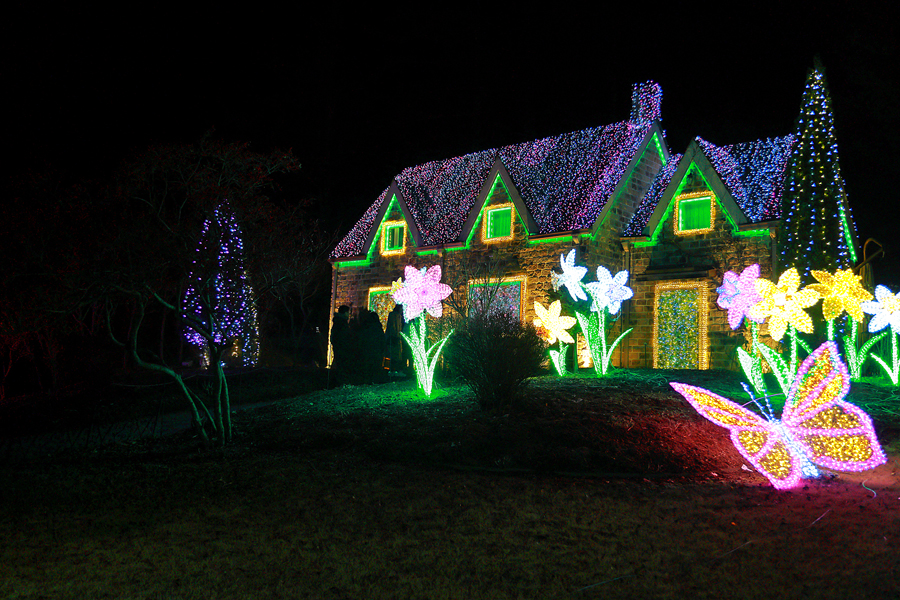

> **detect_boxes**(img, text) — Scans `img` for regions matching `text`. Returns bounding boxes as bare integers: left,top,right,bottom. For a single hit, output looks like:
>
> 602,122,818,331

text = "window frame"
380,220,407,256
674,192,715,236
482,203,515,243
466,275,526,321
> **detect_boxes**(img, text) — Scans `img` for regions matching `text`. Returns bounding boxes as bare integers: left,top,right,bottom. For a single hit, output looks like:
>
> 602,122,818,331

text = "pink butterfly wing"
782,342,887,472
670,383,803,489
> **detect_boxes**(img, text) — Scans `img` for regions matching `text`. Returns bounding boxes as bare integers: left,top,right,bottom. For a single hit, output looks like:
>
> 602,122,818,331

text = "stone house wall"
620,190,776,370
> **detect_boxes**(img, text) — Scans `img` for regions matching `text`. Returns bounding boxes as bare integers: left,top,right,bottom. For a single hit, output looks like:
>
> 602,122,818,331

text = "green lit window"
386,226,403,249
381,221,406,255
485,205,513,241
676,195,713,234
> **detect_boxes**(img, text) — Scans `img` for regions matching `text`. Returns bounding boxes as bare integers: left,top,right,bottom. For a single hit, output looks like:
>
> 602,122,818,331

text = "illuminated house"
329,81,803,370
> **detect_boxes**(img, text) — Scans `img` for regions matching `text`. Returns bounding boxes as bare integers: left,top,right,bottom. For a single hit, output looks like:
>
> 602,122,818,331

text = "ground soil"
1,369,898,599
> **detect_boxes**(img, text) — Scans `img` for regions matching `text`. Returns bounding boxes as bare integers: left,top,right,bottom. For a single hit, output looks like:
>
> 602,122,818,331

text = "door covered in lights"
653,281,708,369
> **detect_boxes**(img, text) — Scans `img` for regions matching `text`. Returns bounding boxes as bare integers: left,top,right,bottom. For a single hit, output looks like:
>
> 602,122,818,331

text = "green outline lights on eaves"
335,193,414,267
638,160,743,248
459,166,537,250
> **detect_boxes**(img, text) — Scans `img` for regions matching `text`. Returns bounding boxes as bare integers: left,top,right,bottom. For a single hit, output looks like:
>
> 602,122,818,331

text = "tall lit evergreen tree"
183,201,259,368
780,62,858,277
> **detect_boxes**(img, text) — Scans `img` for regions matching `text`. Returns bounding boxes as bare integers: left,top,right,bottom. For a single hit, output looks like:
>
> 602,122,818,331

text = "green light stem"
400,316,453,397
575,308,633,376
826,319,835,342
870,325,899,385
737,321,767,396
752,320,759,356
892,325,898,382
549,342,568,376
751,321,766,395
598,309,608,373
575,310,603,376
788,324,799,376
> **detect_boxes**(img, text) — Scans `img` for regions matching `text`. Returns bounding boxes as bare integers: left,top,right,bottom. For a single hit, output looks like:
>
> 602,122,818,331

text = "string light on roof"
331,188,388,258
698,136,794,223
623,154,681,236
332,86,660,258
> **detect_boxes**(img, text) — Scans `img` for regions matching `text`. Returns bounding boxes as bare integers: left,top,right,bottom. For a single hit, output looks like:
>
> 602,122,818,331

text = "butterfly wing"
670,383,803,489
782,342,887,472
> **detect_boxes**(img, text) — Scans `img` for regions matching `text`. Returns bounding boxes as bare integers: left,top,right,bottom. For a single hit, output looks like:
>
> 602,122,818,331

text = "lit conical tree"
183,201,259,368
780,62,858,277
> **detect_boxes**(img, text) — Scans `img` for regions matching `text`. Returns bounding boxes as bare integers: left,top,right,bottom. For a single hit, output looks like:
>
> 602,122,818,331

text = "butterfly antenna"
740,382,767,416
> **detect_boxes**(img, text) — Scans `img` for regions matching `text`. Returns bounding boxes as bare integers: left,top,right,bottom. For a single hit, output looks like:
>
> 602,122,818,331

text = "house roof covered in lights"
331,81,796,259
332,82,667,259
623,135,796,237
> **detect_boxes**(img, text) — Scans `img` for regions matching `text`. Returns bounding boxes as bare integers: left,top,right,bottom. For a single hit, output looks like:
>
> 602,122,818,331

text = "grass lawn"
1,369,898,599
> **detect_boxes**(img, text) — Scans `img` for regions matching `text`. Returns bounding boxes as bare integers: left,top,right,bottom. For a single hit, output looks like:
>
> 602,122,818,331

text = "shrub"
446,312,547,410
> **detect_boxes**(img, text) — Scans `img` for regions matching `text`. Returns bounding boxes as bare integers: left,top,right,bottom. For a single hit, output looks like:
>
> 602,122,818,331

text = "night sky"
8,6,898,282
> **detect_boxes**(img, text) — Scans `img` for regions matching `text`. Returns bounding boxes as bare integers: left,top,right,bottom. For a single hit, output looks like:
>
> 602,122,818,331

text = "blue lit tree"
780,62,858,276
183,201,259,369
100,135,298,447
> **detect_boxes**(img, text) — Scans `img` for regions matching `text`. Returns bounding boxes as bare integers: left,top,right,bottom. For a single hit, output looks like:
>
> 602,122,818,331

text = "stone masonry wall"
621,193,775,370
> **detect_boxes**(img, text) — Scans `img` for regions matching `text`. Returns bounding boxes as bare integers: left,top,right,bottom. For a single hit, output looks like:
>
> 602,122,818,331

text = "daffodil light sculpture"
748,267,820,388
807,268,880,380
534,300,576,376
391,265,453,397
861,285,900,385
550,250,633,375
716,264,887,391
716,264,767,396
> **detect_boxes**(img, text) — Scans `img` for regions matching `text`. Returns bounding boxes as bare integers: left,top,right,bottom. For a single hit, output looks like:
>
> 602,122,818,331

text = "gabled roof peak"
332,83,665,259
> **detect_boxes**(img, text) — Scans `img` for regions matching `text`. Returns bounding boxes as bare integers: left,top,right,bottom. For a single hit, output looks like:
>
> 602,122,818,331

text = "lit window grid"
467,275,527,321
368,286,397,329
674,192,715,236
481,203,516,243
653,280,709,369
380,220,407,256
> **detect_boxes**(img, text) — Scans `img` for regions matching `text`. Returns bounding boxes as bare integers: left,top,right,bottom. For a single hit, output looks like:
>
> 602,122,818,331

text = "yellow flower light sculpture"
749,268,820,342
807,268,872,321
533,300,576,345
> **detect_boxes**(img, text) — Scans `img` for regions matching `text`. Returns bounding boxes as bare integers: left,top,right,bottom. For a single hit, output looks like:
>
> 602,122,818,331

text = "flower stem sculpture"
550,250,633,375
391,265,453,396
534,300,576,376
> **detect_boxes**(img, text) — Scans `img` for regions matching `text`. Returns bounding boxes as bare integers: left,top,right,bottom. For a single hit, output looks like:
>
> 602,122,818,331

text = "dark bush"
446,312,547,410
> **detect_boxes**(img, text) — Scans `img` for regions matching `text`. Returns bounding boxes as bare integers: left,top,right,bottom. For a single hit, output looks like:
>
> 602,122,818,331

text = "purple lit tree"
183,201,259,369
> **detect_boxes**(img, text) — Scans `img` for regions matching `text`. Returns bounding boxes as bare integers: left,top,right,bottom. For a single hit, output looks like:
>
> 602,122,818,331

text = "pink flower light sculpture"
716,263,764,330
392,265,453,321
390,264,454,397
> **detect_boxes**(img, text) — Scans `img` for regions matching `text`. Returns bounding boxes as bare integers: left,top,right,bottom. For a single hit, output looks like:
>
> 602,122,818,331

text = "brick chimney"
629,81,662,125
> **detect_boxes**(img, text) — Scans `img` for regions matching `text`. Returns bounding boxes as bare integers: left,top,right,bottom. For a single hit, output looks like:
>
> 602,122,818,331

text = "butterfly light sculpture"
670,341,886,489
